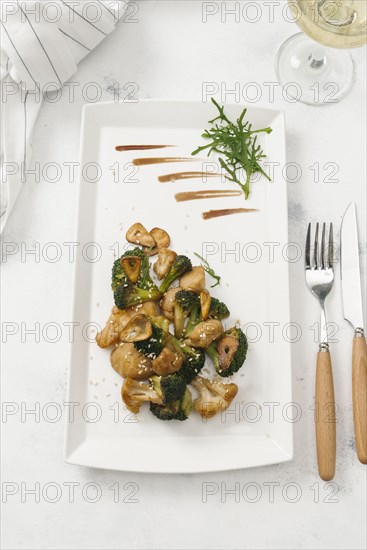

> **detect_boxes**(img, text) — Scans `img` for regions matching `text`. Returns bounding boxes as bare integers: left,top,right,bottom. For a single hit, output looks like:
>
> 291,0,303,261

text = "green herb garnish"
194,253,221,288
192,98,272,199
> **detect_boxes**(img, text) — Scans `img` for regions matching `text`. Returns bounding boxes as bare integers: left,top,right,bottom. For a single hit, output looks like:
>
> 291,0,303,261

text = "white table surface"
2,1,366,549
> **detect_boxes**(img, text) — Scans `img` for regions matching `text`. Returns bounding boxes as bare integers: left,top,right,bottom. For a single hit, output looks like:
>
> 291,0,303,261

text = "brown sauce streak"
159,172,220,183
133,157,197,166
175,190,242,202
202,208,259,220
115,145,173,152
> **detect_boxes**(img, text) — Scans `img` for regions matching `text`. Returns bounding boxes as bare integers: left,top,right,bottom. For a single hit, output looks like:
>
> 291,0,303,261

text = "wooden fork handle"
315,349,336,481
352,332,367,464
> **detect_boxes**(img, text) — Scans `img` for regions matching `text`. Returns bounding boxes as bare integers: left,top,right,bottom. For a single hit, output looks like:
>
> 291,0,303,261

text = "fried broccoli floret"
134,324,165,359
184,297,230,337
150,374,186,404
138,251,158,291
159,255,192,294
121,378,162,414
112,247,159,294
184,300,201,337
191,377,238,419
112,259,126,291
208,297,230,320
136,317,205,383
179,355,205,383
150,388,193,421
111,248,144,291
206,326,248,377
169,337,206,383
174,290,200,338
114,282,162,310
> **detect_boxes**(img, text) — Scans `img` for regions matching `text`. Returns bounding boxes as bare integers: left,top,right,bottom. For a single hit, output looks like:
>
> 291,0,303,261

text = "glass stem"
308,44,327,69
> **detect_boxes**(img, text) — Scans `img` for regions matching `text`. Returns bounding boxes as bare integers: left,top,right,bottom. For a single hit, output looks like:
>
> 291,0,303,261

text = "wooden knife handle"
315,349,336,481
352,333,367,464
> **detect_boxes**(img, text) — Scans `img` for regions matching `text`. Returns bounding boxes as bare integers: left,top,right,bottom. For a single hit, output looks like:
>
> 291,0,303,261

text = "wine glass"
276,0,367,105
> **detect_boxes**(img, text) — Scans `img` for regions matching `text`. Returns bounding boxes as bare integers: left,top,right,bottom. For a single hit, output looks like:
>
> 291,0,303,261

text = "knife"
341,202,367,464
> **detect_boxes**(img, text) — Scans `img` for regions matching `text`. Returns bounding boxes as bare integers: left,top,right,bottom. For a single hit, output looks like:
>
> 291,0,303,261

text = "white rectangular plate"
64,100,292,473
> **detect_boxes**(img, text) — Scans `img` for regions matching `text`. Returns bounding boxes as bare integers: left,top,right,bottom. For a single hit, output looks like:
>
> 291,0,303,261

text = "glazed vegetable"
126,223,155,247
152,347,183,375
154,248,177,280
184,319,223,348
120,256,141,283
159,255,192,294
130,301,161,317
208,297,230,320
112,248,144,291
134,323,166,359
121,378,162,413
161,287,182,321
179,266,205,293
191,376,238,419
206,327,248,377
200,290,211,321
150,388,193,421
138,251,159,291
184,297,229,337
110,344,154,380
174,290,200,338
137,317,206,383
150,227,170,249
119,314,152,343
168,337,206,383
114,282,162,310
97,223,249,422
150,374,187,404
112,247,158,293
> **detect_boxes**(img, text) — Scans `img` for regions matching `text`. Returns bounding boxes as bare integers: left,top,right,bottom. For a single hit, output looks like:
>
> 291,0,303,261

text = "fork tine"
321,223,326,269
328,223,334,269
305,223,311,268
314,222,319,269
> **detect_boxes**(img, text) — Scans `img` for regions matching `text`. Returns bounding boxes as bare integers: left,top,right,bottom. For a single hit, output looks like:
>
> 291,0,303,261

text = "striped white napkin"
0,0,124,233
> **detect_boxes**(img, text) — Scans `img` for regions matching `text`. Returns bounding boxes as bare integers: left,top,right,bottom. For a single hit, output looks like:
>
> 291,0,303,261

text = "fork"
305,222,336,481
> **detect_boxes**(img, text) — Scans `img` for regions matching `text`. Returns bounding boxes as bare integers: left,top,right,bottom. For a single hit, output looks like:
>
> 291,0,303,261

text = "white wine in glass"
276,0,367,105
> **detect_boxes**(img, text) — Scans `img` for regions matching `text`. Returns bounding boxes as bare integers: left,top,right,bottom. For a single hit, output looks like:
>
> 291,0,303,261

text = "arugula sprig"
194,253,221,288
192,98,272,199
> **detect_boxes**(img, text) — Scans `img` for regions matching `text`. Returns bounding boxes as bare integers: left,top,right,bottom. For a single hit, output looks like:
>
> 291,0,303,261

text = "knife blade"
341,202,364,331
341,201,367,465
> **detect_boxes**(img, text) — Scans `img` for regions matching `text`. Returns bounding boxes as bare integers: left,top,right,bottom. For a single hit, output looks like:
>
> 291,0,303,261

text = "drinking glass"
276,0,367,105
